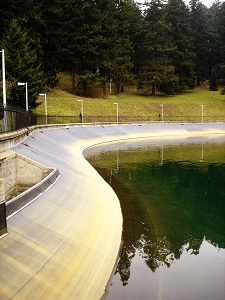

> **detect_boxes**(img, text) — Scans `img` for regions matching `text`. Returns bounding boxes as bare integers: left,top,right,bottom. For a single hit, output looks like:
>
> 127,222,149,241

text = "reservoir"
85,137,225,300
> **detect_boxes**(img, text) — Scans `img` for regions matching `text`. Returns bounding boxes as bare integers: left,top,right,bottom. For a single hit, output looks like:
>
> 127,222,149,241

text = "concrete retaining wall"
6,167,60,218
0,150,52,201
0,123,91,153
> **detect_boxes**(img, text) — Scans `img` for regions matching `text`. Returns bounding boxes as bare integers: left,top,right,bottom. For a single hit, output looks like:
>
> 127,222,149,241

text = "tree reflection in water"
86,142,225,288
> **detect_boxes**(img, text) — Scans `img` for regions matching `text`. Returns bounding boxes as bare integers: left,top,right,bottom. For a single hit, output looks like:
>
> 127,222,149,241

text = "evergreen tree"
140,0,177,95
165,0,195,92
57,0,99,95
37,0,63,87
1,19,45,109
127,1,146,83
218,1,225,83
209,1,225,82
109,0,134,94
0,0,53,87
208,2,220,71
57,0,134,96
56,0,86,92
57,0,113,96
97,0,122,94
1,0,224,96
209,67,218,90
0,0,13,39
11,0,43,30
190,0,211,85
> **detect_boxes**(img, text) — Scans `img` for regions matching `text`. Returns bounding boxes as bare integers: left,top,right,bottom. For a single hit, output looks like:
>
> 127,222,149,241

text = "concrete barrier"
6,168,60,219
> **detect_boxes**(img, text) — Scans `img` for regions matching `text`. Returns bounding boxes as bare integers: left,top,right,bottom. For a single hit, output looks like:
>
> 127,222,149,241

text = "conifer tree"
190,0,210,85
208,1,225,82
218,1,225,83
110,0,134,93
127,1,146,79
140,0,177,95
0,0,13,39
1,0,225,96
1,19,45,109
37,0,63,87
210,67,218,91
165,0,195,92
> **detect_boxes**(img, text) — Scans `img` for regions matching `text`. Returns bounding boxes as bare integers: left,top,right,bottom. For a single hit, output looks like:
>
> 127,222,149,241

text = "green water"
85,140,225,300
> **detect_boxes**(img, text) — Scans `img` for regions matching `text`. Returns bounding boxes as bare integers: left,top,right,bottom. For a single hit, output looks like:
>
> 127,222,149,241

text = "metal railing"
0,107,224,134
34,115,225,125
0,107,31,133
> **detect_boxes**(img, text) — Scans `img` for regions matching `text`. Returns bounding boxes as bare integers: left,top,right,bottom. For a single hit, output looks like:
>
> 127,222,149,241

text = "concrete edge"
1,121,225,153
6,168,60,219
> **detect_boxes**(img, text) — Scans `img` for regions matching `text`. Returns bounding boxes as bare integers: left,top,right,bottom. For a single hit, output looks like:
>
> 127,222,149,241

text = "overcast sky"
183,0,214,6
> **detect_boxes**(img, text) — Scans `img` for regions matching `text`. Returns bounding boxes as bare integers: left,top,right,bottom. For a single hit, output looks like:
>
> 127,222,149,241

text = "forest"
0,0,225,109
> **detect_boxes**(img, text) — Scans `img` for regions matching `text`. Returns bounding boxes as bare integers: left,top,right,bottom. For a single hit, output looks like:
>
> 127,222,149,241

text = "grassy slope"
33,72,225,120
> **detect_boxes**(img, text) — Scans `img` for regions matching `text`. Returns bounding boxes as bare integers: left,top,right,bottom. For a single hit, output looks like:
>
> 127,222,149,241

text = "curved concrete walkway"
0,123,225,300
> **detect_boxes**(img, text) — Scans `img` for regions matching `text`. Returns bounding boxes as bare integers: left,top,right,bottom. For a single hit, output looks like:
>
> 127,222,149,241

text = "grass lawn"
33,74,225,122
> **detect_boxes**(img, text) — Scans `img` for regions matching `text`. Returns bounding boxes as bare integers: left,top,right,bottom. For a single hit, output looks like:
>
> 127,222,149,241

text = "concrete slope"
0,123,225,300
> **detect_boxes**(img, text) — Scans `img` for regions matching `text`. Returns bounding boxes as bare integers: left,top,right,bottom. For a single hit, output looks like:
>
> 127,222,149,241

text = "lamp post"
201,104,204,123
110,78,112,95
1,49,7,131
115,150,119,173
17,82,28,112
159,145,164,166
159,103,163,122
0,49,6,108
114,102,118,123
77,99,83,122
39,93,47,124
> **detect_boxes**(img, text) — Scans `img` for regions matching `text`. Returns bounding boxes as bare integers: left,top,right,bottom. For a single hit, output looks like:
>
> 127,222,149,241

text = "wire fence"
0,107,31,133
33,114,225,125
0,107,225,134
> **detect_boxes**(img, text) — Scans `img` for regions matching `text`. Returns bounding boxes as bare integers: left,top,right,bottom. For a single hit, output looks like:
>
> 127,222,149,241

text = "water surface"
85,139,225,300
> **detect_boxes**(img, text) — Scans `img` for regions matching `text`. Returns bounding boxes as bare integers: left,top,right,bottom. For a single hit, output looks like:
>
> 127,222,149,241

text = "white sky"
184,0,214,6
136,0,215,8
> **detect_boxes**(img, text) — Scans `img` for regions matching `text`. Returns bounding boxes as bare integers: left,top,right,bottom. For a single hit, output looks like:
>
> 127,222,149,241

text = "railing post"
0,179,7,238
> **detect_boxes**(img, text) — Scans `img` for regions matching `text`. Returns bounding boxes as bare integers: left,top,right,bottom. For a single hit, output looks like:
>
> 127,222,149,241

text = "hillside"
33,73,225,123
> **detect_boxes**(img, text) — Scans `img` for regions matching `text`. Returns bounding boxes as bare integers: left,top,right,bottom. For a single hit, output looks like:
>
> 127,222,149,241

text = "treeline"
0,0,225,109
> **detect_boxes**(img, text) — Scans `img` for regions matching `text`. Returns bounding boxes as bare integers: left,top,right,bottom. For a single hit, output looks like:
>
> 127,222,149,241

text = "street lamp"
17,82,28,112
77,99,83,122
159,103,163,122
0,49,6,108
39,93,47,124
0,49,7,131
114,102,118,123
201,104,204,123
110,78,112,95
115,150,119,173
